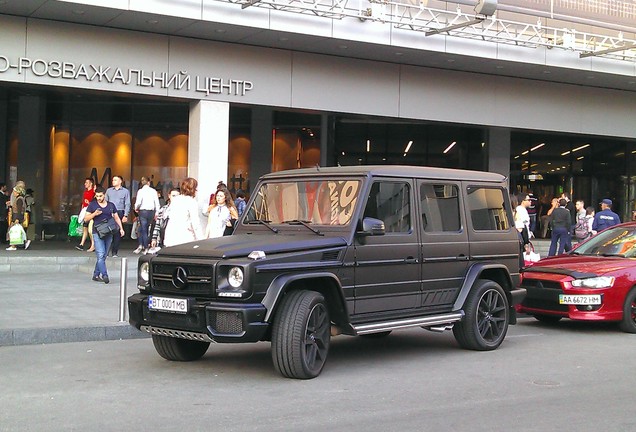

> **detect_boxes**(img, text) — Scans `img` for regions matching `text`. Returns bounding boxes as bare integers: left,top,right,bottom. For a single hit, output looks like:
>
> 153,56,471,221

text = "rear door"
418,180,469,312
353,179,421,315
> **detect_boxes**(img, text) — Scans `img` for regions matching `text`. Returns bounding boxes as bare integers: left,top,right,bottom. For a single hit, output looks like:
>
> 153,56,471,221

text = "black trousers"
0,220,7,243
110,210,125,254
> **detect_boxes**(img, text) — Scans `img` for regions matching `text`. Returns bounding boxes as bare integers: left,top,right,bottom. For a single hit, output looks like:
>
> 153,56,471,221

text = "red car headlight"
571,276,615,289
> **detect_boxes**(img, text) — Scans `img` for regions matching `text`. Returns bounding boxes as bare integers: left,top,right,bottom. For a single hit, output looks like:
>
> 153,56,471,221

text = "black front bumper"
128,294,269,343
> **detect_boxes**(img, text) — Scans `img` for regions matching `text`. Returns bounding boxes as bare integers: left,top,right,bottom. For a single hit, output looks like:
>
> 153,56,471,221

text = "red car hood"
525,255,633,277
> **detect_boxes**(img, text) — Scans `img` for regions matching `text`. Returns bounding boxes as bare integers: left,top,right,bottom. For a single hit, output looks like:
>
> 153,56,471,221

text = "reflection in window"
420,184,460,232
466,187,511,231
364,182,411,233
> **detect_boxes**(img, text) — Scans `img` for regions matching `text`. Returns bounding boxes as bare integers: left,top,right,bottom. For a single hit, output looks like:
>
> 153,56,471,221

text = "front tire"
151,335,210,361
619,288,636,333
271,290,331,379
453,279,509,351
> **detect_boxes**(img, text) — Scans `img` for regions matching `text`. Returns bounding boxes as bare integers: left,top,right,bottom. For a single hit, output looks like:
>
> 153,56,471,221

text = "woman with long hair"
162,177,204,247
205,187,238,238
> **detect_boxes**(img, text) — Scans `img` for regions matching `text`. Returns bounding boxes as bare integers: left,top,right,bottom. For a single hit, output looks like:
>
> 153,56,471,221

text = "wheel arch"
262,272,349,328
453,263,514,311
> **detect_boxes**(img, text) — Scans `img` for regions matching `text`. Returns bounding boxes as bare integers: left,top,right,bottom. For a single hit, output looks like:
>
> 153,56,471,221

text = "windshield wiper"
245,219,279,233
282,219,323,236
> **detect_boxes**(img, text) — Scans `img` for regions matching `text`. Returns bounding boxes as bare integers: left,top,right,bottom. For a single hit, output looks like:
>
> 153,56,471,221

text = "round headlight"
228,267,244,288
140,262,150,282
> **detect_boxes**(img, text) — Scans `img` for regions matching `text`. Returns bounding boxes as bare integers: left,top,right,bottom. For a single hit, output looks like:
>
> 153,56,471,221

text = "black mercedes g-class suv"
129,165,525,379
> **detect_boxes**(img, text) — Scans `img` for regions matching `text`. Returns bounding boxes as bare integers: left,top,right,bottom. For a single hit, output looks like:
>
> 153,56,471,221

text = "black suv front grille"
152,263,215,295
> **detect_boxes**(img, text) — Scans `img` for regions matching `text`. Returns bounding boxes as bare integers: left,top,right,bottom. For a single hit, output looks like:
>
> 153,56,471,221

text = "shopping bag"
523,242,540,266
130,219,139,240
68,215,83,237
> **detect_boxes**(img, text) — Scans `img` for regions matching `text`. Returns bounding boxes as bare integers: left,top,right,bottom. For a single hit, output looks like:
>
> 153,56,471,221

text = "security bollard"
118,257,128,322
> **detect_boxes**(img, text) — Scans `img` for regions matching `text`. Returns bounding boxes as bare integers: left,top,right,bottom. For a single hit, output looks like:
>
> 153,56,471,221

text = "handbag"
94,217,119,239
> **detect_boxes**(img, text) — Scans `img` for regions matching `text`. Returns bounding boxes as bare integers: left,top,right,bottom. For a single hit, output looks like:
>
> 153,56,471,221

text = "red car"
519,222,636,333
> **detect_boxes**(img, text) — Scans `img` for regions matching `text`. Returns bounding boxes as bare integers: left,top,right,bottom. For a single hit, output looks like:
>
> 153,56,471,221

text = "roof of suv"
261,165,507,183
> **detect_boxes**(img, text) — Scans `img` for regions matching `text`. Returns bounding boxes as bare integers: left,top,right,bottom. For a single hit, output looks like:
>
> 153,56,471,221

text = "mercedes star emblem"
172,266,188,289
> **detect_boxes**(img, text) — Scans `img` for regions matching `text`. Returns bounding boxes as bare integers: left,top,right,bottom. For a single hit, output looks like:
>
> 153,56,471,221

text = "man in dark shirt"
592,199,621,233
0,183,8,243
548,198,571,256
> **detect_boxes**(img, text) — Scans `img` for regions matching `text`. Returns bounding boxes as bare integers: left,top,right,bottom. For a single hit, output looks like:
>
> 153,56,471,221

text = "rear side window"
466,187,511,231
419,184,460,232
363,181,411,233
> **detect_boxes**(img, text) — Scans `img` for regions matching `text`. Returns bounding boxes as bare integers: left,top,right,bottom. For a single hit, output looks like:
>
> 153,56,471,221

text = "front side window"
245,179,360,226
466,187,511,231
420,183,460,232
363,182,411,233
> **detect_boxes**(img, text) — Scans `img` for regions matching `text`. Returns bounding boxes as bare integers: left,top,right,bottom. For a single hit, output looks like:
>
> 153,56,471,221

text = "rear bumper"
128,293,269,343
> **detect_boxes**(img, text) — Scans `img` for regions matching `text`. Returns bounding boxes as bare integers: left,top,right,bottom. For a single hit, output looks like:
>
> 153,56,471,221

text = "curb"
0,323,150,347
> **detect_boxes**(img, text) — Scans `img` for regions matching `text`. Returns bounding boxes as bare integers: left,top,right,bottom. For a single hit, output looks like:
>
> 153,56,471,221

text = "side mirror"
358,217,385,236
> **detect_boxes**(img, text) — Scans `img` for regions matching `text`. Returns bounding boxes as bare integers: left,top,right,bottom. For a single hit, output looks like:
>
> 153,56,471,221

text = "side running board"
352,312,464,335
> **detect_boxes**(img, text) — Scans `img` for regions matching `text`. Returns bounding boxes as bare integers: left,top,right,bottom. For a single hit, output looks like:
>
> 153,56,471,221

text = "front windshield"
243,179,361,226
575,227,636,257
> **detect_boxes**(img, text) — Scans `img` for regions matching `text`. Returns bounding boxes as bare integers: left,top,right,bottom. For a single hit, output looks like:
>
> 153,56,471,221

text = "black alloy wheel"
619,288,636,333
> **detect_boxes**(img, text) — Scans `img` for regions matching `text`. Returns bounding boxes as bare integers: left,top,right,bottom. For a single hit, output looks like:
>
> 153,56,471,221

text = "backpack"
574,215,590,240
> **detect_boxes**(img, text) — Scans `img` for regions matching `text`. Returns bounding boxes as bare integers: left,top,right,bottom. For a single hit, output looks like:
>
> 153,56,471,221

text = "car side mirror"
358,217,385,236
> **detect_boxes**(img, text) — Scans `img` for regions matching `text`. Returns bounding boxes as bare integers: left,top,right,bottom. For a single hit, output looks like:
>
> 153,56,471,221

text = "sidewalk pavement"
0,237,555,347
0,239,149,346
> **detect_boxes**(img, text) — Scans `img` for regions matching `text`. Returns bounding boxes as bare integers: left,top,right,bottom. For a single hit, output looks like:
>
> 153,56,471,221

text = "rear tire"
271,290,331,379
453,279,509,351
619,288,636,333
151,335,210,361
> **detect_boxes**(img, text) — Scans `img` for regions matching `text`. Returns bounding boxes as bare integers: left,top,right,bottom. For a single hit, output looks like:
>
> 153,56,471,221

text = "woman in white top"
162,177,204,247
206,188,238,238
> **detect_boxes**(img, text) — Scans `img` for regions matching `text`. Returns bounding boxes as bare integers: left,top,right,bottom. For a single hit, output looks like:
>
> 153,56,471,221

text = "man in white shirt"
133,177,160,254
515,195,531,246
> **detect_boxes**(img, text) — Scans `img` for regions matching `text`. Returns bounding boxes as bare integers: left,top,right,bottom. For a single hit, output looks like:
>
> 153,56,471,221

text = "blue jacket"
592,209,620,232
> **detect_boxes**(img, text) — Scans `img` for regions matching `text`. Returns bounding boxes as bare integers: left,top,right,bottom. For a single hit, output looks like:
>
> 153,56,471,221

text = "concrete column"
188,100,229,219
320,114,334,168
486,127,511,179
18,95,46,237
249,107,273,192
0,90,7,182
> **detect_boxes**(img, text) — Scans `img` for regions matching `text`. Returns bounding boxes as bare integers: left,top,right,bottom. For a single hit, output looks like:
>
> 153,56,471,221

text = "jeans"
93,232,113,277
548,227,570,256
138,209,155,249
110,210,125,255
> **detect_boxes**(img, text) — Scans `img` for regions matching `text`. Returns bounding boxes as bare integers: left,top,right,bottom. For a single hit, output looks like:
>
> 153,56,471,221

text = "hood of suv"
158,234,348,259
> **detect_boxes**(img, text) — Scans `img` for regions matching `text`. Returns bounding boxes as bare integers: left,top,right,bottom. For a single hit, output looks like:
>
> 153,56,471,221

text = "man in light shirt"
133,176,160,254
515,194,531,247
105,175,130,258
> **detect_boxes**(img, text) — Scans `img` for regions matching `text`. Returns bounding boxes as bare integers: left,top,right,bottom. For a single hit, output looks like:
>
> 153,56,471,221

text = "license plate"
148,295,189,314
559,294,601,305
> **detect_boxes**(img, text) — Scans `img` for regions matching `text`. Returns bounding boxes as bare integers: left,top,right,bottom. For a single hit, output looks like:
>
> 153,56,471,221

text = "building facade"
1,0,636,235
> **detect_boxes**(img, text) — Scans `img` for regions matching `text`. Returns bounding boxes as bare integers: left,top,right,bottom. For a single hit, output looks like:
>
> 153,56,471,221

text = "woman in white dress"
206,188,238,238
162,177,204,247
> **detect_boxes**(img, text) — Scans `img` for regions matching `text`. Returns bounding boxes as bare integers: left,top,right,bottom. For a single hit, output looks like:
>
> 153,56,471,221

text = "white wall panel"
56,0,128,9
269,10,332,38
201,0,270,28
333,18,390,45
130,0,202,19
291,52,400,116
0,15,27,84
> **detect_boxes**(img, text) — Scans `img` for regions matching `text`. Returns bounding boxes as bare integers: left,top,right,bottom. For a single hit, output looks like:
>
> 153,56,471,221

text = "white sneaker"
133,246,143,254
25,240,31,250
6,246,16,251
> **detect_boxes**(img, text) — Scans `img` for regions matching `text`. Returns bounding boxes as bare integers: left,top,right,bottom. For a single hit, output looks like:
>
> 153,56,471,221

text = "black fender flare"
452,262,515,311
261,272,349,324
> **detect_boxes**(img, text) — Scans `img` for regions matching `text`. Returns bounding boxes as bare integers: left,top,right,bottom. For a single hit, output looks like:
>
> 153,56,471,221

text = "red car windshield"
574,227,636,258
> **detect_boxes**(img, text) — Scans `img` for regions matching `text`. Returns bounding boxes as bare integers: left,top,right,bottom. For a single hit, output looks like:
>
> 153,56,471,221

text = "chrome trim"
352,312,464,335
141,325,214,342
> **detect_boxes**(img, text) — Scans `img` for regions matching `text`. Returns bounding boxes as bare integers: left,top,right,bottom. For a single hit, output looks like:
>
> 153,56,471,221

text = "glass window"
246,179,360,226
363,182,411,233
466,187,511,231
420,184,460,232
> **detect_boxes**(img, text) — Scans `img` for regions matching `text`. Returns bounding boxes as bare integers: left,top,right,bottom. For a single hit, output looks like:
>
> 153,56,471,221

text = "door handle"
405,257,418,264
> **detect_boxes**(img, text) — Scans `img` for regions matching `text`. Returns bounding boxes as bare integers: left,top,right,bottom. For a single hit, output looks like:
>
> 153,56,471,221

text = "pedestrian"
5,217,30,251
514,194,532,248
162,177,204,247
527,191,538,236
206,188,238,238
76,177,95,251
592,198,621,234
0,182,9,244
24,188,35,241
83,186,124,284
574,202,593,242
105,175,131,258
8,181,29,234
133,176,161,254
149,187,180,253
548,198,571,256
235,189,247,218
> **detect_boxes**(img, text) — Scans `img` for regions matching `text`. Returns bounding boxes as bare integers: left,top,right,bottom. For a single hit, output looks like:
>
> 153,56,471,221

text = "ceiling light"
339,45,348,49
404,140,413,154
341,151,345,156
572,144,590,152
72,9,85,15
530,143,545,151
577,156,584,160
278,36,288,41
395,52,403,56
514,155,520,159
521,150,529,155
561,150,571,156
366,139,370,152
146,19,159,24
215,29,227,34
443,141,456,154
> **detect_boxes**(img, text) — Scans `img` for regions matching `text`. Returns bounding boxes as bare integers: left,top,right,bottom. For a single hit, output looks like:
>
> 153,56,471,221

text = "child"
6,218,30,251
